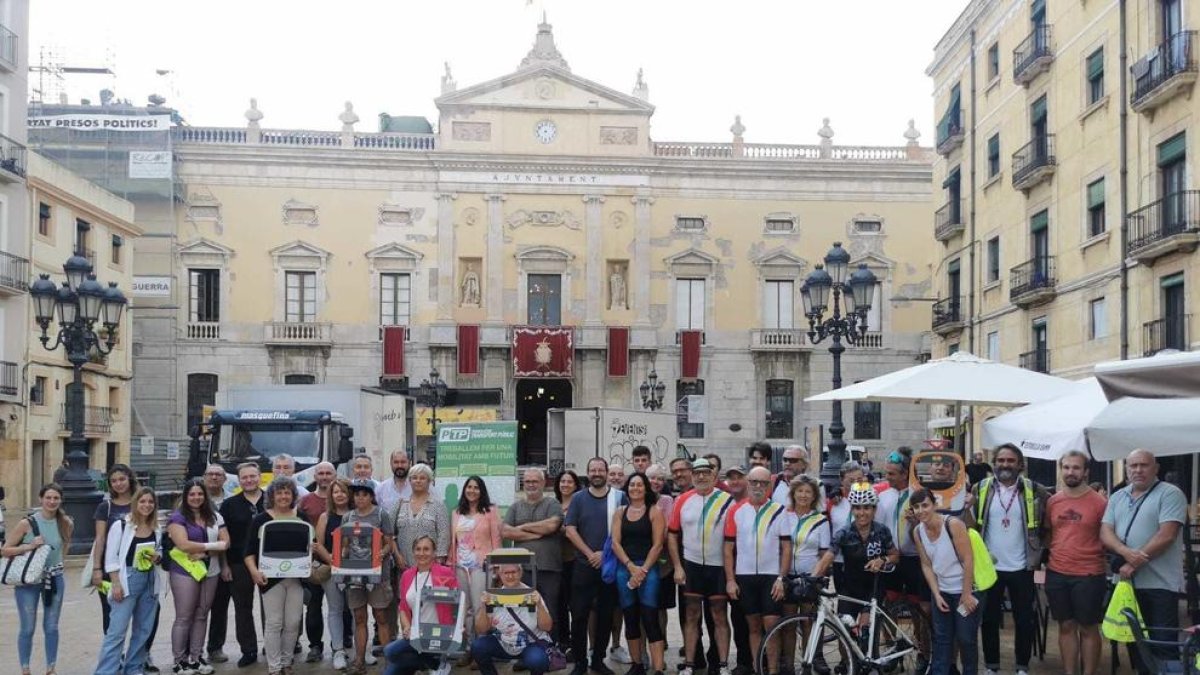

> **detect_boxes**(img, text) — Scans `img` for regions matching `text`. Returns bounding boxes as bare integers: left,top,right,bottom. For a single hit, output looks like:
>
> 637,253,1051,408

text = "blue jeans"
382,639,441,675
471,634,549,675
95,569,159,675
931,590,984,675
15,573,64,671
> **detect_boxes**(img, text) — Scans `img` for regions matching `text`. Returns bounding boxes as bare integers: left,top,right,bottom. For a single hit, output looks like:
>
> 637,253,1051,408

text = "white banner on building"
440,170,650,187
28,114,173,131
131,276,172,296
139,436,154,456
129,151,172,179
687,395,707,424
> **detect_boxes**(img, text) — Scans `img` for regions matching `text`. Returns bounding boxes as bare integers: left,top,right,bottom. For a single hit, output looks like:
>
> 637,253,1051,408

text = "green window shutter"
950,85,962,113
1031,96,1048,122
1087,179,1106,208
988,134,1000,157
1031,0,1046,21
1030,210,1049,231
1158,133,1186,166
1087,49,1104,80
942,166,962,189
948,258,961,273
1161,273,1185,289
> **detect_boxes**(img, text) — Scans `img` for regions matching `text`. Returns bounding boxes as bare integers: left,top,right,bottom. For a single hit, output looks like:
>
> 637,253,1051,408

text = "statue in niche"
609,264,627,310
460,263,481,307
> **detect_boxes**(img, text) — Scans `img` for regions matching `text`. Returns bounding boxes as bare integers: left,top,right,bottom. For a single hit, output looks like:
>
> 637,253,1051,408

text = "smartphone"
957,603,970,617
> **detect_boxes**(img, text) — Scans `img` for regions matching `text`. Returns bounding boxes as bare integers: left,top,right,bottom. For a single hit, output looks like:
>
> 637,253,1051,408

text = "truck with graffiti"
546,407,678,476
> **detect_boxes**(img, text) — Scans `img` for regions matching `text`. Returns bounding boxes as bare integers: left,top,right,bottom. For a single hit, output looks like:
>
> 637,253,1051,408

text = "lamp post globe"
101,282,127,331
62,253,92,291
823,242,851,285
29,274,58,328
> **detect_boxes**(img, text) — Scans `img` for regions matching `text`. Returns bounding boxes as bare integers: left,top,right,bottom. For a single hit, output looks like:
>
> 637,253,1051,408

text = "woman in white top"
95,487,165,675
780,475,830,671
911,488,981,675
471,563,554,675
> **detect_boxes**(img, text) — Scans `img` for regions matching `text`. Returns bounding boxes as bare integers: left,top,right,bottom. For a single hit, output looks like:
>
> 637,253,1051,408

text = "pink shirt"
449,506,502,568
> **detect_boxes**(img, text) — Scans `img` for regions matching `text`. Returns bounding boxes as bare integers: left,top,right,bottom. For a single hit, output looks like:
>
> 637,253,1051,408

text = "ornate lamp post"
639,367,666,411
416,367,448,464
28,253,128,553
800,242,876,492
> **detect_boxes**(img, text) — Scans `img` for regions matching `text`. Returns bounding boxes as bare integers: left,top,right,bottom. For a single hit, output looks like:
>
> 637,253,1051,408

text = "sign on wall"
29,115,173,131
131,276,172,296
434,421,518,511
129,151,172,179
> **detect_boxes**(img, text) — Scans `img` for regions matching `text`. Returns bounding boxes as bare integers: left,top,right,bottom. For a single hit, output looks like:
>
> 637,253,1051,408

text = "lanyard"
997,483,1019,529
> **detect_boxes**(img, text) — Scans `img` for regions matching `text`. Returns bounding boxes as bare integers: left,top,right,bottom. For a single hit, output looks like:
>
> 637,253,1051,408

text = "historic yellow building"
134,22,937,466
928,0,1197,461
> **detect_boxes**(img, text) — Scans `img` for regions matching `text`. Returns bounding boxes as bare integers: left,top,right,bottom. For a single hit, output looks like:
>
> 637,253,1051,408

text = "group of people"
1,441,1190,675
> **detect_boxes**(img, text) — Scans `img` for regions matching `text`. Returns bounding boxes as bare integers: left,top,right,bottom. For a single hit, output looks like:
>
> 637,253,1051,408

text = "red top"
398,563,460,624
1046,489,1108,576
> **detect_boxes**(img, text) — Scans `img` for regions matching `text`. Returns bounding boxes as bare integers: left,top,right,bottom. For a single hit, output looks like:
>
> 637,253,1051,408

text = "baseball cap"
692,458,716,472
724,465,748,477
349,478,376,494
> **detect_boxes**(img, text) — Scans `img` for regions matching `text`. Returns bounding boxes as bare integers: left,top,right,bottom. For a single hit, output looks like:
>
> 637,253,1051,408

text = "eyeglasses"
748,480,771,487
783,457,804,464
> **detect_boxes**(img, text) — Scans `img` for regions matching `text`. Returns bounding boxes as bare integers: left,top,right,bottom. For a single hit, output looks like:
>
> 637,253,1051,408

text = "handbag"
600,536,619,585
2,516,52,587
309,560,332,585
1108,481,1160,575
504,606,568,671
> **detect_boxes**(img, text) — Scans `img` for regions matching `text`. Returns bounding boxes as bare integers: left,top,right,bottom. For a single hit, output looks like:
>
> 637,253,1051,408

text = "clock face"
534,120,557,144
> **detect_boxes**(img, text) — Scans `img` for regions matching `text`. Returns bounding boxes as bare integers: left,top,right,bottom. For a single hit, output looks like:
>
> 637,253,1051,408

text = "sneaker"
364,651,378,666
144,656,161,673
718,667,733,675
237,652,257,668
333,650,348,670
1016,671,1030,675
172,663,196,675
591,663,616,675
306,647,323,663
433,660,454,675
208,649,229,664
610,647,633,665
194,658,215,675
678,668,694,675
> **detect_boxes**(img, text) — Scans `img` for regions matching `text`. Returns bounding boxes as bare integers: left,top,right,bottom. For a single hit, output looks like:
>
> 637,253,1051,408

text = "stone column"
435,193,457,321
485,194,506,324
632,195,654,326
583,194,606,325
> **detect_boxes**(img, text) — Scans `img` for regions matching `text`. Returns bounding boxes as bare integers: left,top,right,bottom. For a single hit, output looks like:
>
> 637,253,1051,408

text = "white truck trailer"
546,407,679,476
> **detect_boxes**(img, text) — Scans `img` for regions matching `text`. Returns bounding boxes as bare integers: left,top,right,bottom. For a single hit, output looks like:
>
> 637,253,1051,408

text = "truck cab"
193,410,354,485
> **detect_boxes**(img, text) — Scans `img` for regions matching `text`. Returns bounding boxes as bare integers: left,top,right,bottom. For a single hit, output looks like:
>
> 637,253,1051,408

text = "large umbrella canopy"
1094,350,1200,400
981,377,1106,460
805,351,1077,406
1085,397,1200,461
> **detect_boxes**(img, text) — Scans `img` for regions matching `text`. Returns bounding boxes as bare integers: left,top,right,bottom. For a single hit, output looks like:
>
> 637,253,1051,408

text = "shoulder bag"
2,516,52,586
504,606,568,671
1108,481,1161,575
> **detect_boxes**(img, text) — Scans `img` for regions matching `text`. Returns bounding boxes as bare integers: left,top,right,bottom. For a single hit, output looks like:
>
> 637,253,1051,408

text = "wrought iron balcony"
60,404,115,434
1019,348,1050,374
0,133,25,181
932,297,965,336
1131,31,1197,113
0,23,16,72
936,110,964,156
1126,190,1200,263
0,360,16,398
0,249,29,295
1143,314,1191,356
1009,256,1057,307
934,200,965,241
749,329,809,351
1012,134,1056,191
1014,24,1054,85
264,321,333,345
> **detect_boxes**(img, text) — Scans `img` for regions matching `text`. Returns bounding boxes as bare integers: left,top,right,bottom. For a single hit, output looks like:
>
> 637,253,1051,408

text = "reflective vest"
975,477,1037,531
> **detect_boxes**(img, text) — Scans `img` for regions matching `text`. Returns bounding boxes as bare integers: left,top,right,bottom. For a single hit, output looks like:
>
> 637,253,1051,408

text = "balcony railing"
265,321,332,345
0,24,16,72
1010,256,1057,305
186,321,221,340
1127,190,1200,261
1011,134,1056,190
0,360,16,397
934,200,965,241
1019,348,1050,373
0,132,26,180
750,329,809,350
0,249,29,293
1014,24,1055,84
1131,31,1198,112
1143,315,1191,356
936,110,964,156
932,297,964,334
674,330,707,345
60,404,115,434
857,331,884,349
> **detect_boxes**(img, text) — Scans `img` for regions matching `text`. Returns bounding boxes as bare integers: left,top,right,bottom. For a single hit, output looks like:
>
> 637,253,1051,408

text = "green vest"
975,477,1036,530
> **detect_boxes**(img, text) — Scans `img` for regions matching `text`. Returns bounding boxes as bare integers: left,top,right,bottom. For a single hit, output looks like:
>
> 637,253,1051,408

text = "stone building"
134,22,936,467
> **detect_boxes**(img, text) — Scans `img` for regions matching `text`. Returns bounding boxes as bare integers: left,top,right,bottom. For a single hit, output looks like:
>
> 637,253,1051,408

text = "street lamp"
800,242,876,492
639,367,666,411
29,257,128,554
416,367,448,464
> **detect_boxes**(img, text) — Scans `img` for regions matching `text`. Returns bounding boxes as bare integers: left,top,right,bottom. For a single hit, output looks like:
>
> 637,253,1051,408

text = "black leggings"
622,604,664,643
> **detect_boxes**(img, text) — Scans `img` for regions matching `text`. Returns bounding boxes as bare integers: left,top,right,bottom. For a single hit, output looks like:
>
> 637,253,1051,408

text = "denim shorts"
615,559,660,609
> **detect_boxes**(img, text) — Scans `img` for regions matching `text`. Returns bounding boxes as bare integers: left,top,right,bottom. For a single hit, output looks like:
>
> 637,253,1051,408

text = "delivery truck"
546,407,678,476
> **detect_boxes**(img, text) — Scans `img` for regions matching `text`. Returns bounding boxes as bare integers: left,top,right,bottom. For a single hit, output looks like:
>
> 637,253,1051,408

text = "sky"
30,0,968,147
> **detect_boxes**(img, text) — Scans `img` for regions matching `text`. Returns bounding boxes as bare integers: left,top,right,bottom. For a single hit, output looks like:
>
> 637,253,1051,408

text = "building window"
987,42,1000,80
285,271,317,322
111,235,123,265
186,373,218,434
853,219,883,234
1158,134,1186,228
675,216,706,232
1086,48,1105,104
987,134,1000,177
284,374,316,385
762,280,794,329
986,331,1000,361
31,376,46,406
109,386,121,417
1087,178,1106,237
764,218,795,233
865,282,883,332
75,219,90,258
765,379,794,439
676,379,705,439
1089,297,1108,339
38,202,50,236
189,269,220,323
675,278,705,330
987,236,1001,283
527,273,562,325
948,343,960,354
380,273,411,326
853,400,882,440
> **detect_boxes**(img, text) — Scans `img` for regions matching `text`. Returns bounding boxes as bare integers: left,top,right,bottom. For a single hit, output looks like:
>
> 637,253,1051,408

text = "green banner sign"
435,421,519,511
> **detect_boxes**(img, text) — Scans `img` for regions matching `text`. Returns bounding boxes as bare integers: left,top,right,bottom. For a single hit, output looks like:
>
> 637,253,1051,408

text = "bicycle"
756,572,919,675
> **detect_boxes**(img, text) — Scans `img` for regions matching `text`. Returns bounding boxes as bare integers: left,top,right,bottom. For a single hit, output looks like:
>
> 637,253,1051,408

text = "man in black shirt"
965,451,993,486
217,462,266,668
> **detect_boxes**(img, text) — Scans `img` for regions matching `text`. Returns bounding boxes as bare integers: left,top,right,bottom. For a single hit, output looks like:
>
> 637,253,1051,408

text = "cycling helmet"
847,481,879,507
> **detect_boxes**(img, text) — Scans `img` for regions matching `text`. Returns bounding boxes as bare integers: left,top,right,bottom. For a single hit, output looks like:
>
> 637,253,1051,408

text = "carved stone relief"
460,207,481,227
452,121,492,141
378,204,425,226
282,199,319,227
609,211,628,229
507,209,582,230
534,77,557,100
599,126,638,145
186,194,222,228
459,258,482,307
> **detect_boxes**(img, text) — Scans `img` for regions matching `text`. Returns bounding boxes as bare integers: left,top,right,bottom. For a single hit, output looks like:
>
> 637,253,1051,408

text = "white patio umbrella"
805,351,1077,406
981,377,1106,460
1085,397,1200,461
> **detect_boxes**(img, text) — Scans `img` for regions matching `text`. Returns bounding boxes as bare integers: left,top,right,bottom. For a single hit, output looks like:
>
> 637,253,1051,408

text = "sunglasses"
783,457,805,464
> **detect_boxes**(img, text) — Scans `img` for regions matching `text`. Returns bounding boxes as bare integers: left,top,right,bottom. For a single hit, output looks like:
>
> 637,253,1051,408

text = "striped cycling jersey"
723,498,791,576
669,488,735,566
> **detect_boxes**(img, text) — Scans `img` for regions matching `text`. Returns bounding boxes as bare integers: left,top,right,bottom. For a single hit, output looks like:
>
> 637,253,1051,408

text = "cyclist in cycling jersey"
814,482,899,628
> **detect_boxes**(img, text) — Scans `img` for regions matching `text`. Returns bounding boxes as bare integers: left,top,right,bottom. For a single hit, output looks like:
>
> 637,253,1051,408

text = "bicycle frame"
801,586,916,669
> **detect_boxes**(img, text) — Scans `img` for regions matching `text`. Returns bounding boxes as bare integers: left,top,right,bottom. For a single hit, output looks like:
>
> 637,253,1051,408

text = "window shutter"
1030,210,1049,231
948,258,961,273
942,166,962,189
1086,49,1104,79
988,134,1000,157
1158,133,1187,166
1087,179,1106,208
1031,96,1048,122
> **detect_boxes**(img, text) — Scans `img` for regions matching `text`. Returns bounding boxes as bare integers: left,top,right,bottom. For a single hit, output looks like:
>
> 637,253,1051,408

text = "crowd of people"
1,442,1191,675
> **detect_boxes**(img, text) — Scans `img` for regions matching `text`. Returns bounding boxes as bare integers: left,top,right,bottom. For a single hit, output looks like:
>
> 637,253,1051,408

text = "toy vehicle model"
258,519,313,579
909,446,968,514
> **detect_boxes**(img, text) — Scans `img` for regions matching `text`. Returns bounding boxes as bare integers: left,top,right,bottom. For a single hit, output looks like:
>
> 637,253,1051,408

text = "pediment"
177,238,233,258
269,240,330,260
365,242,424,262
850,251,895,270
754,248,807,268
664,248,720,267
436,66,654,115
515,245,575,262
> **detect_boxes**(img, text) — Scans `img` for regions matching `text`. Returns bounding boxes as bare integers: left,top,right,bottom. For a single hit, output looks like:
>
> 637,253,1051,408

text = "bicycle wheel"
758,613,858,675
882,598,931,671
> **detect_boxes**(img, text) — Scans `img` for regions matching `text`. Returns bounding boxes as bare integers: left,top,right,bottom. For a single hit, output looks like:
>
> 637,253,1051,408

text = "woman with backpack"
167,479,229,675
95,486,165,675
3,482,73,675
911,488,983,675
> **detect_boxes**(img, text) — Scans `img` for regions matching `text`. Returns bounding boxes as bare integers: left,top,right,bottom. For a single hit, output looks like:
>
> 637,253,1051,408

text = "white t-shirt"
406,570,440,627
378,479,413,516
828,500,853,563
984,481,1028,572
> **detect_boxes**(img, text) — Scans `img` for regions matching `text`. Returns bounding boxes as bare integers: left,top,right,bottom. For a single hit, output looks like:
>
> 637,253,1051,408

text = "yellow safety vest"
975,477,1036,530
